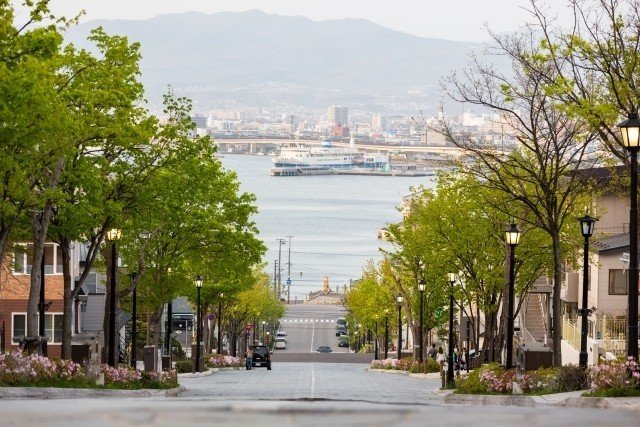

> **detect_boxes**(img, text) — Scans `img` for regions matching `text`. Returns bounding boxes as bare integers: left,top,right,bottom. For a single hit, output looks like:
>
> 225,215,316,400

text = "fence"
562,317,581,350
598,316,627,357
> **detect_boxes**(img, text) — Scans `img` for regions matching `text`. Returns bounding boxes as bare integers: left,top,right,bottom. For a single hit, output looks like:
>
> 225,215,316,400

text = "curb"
0,385,185,400
443,392,640,412
178,369,216,378
368,368,441,380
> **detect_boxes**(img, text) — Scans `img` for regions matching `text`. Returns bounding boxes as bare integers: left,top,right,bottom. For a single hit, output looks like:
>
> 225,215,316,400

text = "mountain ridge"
64,10,488,110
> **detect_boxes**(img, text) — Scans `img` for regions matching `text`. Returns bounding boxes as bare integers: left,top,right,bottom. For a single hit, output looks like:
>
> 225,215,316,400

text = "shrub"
480,368,515,393
588,357,640,396
0,351,92,387
175,359,194,373
455,363,500,394
207,355,242,368
554,365,587,392
424,358,440,373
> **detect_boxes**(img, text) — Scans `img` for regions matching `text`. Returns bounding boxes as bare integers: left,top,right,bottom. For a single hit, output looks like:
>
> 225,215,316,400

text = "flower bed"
0,351,177,389
370,357,440,373
587,357,640,397
206,355,243,368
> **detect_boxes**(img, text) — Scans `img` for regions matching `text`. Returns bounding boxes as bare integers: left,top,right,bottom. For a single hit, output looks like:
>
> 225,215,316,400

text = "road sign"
208,313,216,321
286,277,291,285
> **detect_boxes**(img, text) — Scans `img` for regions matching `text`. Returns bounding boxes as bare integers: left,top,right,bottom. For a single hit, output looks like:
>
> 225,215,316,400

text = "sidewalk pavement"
369,367,640,412
0,385,186,399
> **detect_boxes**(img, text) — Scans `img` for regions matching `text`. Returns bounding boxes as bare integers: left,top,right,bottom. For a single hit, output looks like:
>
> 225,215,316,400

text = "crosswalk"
282,318,336,323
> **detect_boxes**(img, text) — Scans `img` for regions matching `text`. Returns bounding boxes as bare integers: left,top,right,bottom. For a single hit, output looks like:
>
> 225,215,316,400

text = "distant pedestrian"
436,346,446,388
427,343,437,359
245,347,253,370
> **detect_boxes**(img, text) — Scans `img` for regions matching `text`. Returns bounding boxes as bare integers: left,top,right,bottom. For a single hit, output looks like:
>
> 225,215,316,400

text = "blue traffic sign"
286,277,291,285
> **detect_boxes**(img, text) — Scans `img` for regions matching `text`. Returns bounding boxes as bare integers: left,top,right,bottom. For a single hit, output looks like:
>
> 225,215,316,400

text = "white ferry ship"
270,140,389,176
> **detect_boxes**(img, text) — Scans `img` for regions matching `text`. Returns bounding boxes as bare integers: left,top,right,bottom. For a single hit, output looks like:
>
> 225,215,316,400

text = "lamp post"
262,321,266,344
578,214,597,369
129,272,137,368
505,223,521,370
384,308,389,358
106,228,121,366
447,273,456,387
418,281,426,364
217,293,223,355
396,296,404,360
618,112,640,361
195,275,203,372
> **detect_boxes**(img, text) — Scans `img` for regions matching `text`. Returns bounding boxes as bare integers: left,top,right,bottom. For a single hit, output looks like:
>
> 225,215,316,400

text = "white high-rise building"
371,114,387,131
328,106,348,125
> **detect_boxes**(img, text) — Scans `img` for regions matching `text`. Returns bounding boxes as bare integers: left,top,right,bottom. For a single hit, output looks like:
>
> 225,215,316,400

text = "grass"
583,388,640,398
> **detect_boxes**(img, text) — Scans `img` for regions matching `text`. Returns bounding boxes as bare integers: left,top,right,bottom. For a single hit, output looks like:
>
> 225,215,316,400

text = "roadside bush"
424,358,440,373
175,359,194,373
455,363,499,394
206,355,242,368
0,351,92,387
554,365,587,392
588,357,640,396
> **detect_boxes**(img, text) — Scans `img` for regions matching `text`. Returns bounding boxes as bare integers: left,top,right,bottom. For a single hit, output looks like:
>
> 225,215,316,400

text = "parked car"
250,345,272,369
316,346,332,353
274,338,286,350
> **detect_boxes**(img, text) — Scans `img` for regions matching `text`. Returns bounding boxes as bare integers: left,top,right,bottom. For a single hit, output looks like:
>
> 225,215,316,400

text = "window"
11,313,63,344
12,243,62,275
609,269,628,295
12,313,26,343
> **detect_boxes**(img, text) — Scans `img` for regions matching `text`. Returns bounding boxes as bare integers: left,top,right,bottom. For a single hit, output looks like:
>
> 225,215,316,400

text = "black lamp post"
396,296,403,359
578,214,597,369
384,308,389,358
505,223,521,370
129,272,137,368
618,112,640,361
262,321,266,344
195,275,203,372
217,293,223,354
106,228,121,366
447,273,456,387
418,281,426,364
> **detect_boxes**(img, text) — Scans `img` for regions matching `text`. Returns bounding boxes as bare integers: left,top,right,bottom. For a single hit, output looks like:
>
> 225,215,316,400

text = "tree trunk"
61,237,73,360
552,232,564,366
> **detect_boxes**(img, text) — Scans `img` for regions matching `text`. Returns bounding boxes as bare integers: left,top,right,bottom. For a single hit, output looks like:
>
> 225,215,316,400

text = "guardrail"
562,317,581,350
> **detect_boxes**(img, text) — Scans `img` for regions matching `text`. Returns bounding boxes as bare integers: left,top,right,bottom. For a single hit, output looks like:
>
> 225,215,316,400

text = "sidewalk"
0,385,186,399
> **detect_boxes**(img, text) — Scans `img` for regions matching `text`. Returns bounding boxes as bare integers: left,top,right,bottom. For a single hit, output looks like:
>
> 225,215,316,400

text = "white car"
276,331,287,341
274,339,286,349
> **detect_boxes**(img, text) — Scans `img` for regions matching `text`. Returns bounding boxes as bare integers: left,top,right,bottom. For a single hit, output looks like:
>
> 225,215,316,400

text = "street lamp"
217,293,224,355
619,112,640,361
384,308,389,359
578,214,597,369
505,223,521,370
262,321,266,344
106,228,121,366
447,273,456,387
396,295,404,359
195,275,203,372
129,272,137,368
418,281,426,364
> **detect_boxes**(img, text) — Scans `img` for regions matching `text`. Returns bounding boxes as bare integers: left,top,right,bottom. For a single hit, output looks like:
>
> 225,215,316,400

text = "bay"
218,154,437,299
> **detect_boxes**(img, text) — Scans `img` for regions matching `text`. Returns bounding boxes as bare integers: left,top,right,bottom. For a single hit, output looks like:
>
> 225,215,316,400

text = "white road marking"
310,319,315,352
310,364,316,399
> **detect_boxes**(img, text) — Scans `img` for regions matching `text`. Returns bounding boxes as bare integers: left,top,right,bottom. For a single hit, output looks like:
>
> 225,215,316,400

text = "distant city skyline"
12,0,572,43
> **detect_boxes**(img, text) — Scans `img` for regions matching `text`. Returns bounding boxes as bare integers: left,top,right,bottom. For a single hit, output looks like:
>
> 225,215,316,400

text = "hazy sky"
12,0,565,42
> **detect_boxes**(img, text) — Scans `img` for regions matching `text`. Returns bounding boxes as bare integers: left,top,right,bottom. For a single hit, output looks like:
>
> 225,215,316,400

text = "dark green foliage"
175,359,194,373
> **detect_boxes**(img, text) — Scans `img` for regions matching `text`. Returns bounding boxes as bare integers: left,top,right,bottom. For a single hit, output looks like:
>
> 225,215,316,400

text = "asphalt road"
274,304,349,354
2,363,638,427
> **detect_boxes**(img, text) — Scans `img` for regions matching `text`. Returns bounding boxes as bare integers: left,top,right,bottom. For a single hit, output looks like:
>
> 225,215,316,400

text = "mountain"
64,10,489,110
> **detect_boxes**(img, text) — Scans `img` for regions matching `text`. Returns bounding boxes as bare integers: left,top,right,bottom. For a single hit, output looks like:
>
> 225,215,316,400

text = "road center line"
310,364,315,399
310,320,315,352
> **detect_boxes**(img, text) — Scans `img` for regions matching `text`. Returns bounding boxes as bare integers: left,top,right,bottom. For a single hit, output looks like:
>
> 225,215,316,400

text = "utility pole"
277,238,286,298
287,236,293,304
273,260,278,298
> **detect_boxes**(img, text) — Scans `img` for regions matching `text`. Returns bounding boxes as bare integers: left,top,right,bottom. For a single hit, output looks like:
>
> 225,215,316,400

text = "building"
0,243,66,357
371,114,387,131
328,106,348,126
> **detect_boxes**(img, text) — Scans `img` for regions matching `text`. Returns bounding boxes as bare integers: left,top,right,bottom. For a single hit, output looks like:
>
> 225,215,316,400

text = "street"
1,305,638,426
1,363,638,426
